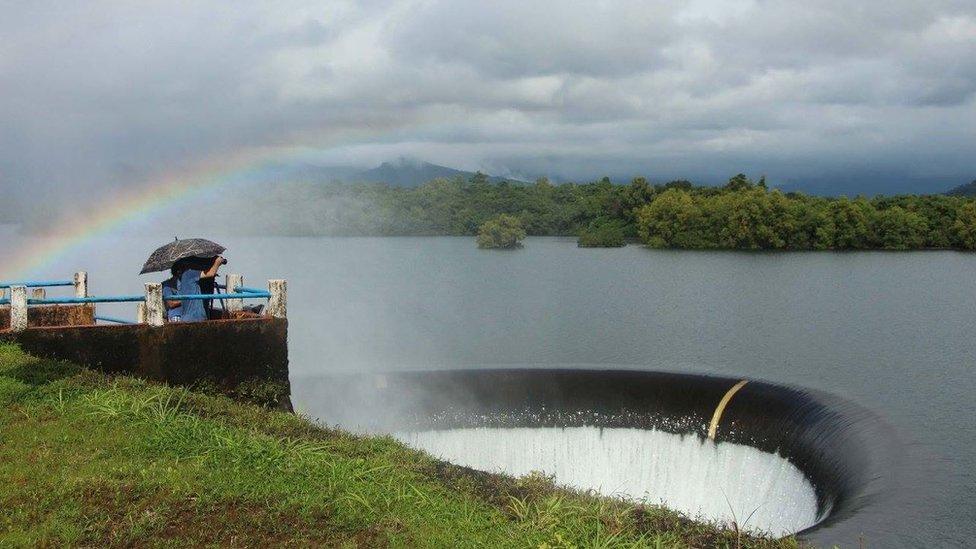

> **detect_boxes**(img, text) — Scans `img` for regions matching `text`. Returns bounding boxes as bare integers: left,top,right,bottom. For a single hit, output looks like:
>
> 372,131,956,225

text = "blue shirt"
178,269,208,322
162,277,181,320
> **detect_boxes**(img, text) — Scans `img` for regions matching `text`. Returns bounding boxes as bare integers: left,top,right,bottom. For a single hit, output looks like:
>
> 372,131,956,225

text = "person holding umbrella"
140,238,228,323
171,255,225,322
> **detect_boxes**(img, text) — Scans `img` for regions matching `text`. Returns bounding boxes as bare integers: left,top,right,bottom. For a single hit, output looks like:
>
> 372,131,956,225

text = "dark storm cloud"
2,0,975,218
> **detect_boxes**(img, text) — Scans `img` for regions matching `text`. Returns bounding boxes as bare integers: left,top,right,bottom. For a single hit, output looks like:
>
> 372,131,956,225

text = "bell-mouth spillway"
294,368,896,540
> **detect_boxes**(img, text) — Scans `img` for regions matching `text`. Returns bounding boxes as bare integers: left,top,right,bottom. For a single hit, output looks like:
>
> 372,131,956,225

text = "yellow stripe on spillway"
707,380,749,441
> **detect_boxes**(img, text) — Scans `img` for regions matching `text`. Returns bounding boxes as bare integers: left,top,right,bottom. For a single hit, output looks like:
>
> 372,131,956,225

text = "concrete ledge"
0,304,95,330
1,317,291,410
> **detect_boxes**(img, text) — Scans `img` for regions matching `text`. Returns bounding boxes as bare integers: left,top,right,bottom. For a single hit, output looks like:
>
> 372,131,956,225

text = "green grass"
0,343,801,548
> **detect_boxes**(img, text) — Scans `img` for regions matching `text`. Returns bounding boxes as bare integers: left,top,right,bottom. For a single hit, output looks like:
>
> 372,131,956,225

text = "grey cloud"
1,0,975,221
387,1,678,79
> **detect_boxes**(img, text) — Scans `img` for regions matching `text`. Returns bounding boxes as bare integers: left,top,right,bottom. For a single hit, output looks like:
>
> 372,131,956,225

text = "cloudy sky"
2,0,975,219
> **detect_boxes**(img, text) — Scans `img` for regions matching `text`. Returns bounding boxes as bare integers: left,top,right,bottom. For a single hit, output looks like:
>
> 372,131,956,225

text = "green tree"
470,171,490,187
476,214,526,249
577,218,626,247
718,188,786,249
262,172,975,251
952,201,976,250
663,179,693,191
786,198,834,249
636,189,707,248
873,206,927,249
830,198,875,248
724,173,754,192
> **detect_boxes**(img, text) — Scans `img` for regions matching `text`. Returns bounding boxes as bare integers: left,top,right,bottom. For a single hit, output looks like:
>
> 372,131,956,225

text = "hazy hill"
945,180,976,197
777,173,968,197
258,158,519,187
357,158,516,186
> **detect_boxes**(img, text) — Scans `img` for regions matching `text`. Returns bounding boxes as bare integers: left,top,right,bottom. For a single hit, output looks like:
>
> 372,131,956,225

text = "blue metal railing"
0,279,73,289
26,295,145,305
170,291,272,301
25,291,270,306
94,315,134,325
235,286,269,295
3,277,272,325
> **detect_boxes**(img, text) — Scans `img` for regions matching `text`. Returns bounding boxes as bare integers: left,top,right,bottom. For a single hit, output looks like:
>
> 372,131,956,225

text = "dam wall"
1,317,291,410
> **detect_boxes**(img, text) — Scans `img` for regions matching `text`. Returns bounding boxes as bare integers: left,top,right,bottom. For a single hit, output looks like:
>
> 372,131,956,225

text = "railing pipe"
235,286,268,294
169,292,271,300
94,315,134,325
4,274,280,330
24,291,270,306
0,279,74,289
27,295,146,305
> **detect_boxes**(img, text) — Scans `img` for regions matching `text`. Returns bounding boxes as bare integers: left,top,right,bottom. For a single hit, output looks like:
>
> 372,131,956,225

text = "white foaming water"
395,426,819,536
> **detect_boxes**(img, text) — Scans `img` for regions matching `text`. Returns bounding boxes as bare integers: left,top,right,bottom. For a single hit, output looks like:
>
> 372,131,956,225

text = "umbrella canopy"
139,238,226,274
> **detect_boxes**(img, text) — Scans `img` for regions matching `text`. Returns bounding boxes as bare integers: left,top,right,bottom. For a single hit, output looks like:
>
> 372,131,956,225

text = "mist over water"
396,426,819,536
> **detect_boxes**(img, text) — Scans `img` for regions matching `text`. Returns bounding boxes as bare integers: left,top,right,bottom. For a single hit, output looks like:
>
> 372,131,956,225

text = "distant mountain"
355,158,516,187
777,173,968,197
945,180,976,197
257,158,521,187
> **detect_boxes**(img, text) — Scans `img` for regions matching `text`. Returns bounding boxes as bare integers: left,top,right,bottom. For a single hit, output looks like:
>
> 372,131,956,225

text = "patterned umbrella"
139,237,226,274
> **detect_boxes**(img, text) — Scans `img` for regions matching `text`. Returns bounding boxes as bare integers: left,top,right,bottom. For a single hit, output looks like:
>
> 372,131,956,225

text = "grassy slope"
0,344,799,548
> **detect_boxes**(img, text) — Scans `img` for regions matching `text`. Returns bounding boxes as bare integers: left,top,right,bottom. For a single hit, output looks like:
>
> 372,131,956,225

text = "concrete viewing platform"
0,272,292,410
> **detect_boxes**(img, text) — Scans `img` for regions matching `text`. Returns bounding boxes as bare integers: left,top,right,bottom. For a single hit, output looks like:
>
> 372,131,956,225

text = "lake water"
5,232,975,546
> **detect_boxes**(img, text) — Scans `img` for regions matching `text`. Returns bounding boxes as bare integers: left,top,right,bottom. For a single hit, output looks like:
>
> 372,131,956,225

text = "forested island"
262,172,976,250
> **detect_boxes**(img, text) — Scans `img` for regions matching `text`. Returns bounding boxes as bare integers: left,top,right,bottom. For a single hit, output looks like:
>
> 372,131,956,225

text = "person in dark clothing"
170,256,224,322
162,266,182,321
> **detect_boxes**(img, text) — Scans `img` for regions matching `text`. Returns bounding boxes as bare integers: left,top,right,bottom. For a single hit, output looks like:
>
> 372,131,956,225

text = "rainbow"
2,143,338,280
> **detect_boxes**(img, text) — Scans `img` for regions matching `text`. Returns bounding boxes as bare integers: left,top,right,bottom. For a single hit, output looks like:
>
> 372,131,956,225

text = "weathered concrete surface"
0,304,95,330
1,317,291,410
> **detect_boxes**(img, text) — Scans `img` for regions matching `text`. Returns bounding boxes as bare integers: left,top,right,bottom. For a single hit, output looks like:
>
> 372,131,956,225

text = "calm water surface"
8,233,976,546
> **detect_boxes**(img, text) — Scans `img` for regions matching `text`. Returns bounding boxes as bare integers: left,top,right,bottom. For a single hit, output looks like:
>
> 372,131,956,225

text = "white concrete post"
136,302,147,324
144,282,164,327
10,285,28,332
74,271,88,298
225,273,244,312
268,279,287,319
31,287,46,300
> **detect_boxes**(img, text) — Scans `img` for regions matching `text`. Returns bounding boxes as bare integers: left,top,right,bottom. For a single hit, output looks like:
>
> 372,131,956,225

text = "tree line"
266,172,976,250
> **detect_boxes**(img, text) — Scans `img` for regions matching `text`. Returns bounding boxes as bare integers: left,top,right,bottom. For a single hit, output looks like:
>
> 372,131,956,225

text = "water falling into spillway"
395,426,820,537
298,368,890,542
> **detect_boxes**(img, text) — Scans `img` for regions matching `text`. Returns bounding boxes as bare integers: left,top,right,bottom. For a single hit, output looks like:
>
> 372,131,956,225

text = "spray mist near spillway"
294,369,897,540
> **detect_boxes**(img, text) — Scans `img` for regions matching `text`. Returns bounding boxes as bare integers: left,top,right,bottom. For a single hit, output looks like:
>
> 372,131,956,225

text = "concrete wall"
1,317,291,410
0,304,95,330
